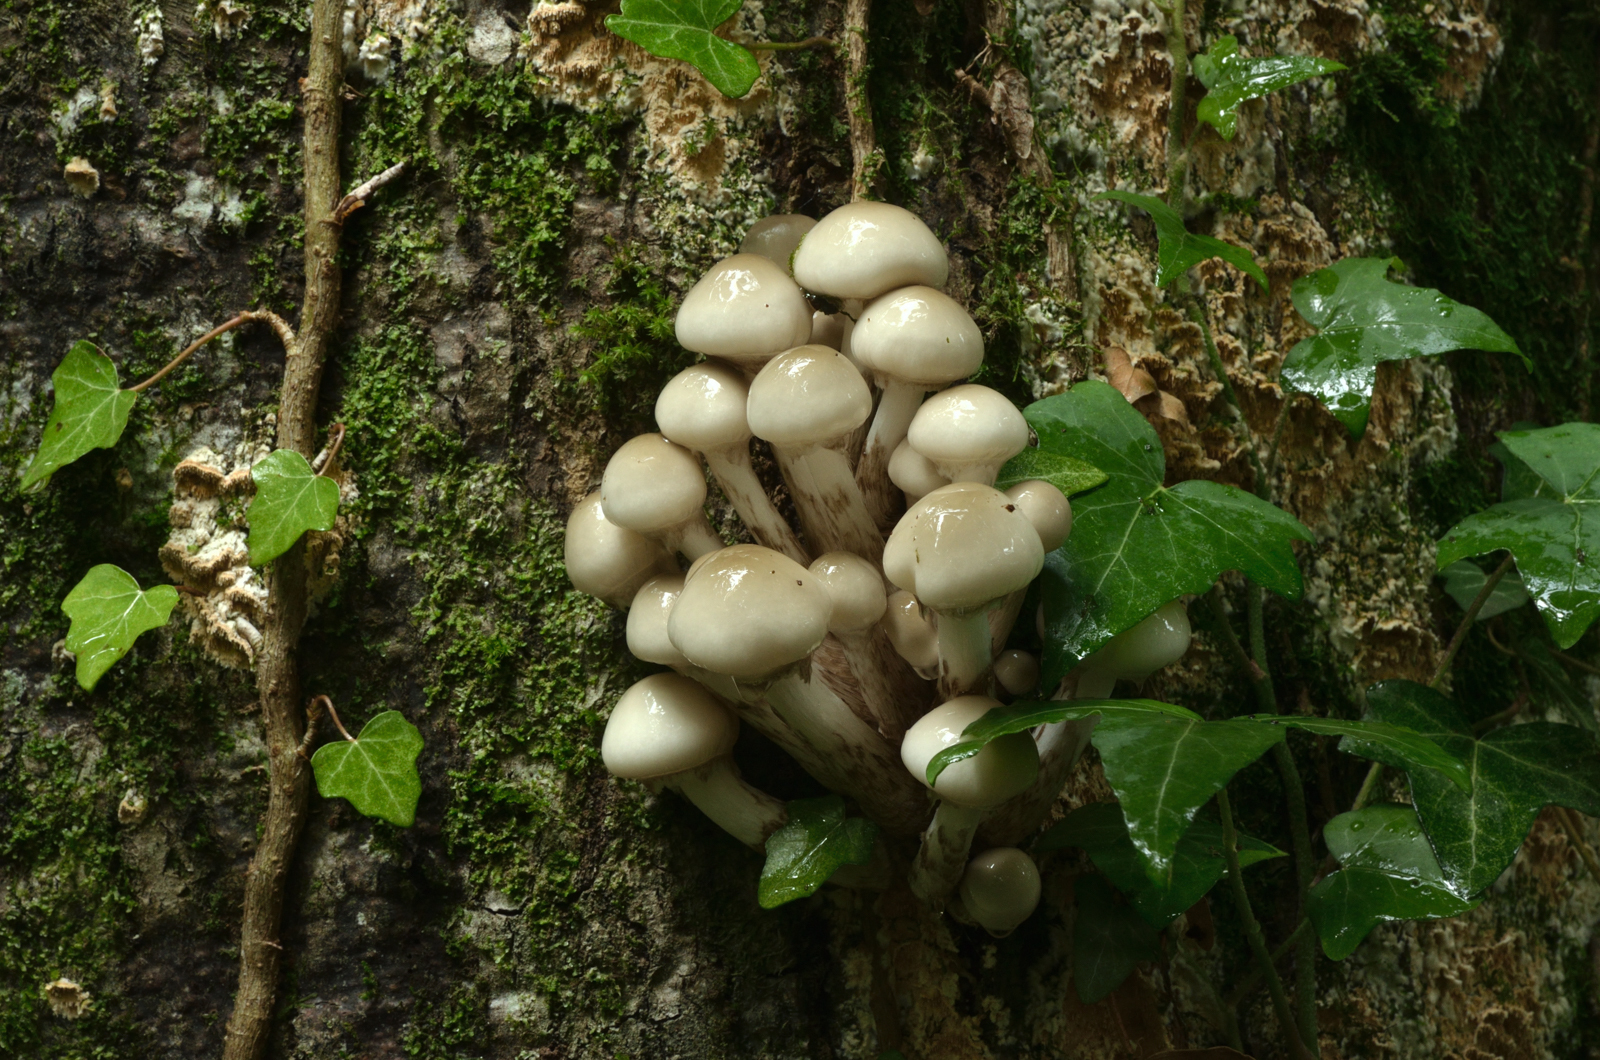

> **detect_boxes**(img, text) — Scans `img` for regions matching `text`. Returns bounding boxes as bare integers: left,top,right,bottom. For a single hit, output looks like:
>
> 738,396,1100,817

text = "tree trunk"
2,0,1598,1058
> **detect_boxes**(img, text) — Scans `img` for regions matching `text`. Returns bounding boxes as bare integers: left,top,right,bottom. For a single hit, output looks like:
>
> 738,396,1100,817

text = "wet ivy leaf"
61,564,179,691
1489,426,1548,501
1307,804,1478,960
1516,637,1598,733
1073,873,1161,1003
605,0,761,99
1437,423,1600,648
1192,35,1345,140
1348,680,1600,895
1236,715,1469,790
311,711,424,827
21,341,138,491
759,795,879,908
1439,559,1530,621
1280,258,1524,439
1098,191,1267,291
1028,381,1313,689
994,447,1107,497
1038,802,1284,928
248,449,340,565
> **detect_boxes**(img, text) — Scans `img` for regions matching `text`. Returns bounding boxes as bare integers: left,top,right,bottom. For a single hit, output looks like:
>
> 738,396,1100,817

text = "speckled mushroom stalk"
810,551,928,741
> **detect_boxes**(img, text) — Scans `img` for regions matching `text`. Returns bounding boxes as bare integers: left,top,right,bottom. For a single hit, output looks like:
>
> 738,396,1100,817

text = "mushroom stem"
988,588,1028,657
776,446,883,562
976,717,1098,847
908,800,984,902
836,627,931,741
857,381,924,528
703,447,809,565
934,607,996,699
660,514,725,561
666,756,789,850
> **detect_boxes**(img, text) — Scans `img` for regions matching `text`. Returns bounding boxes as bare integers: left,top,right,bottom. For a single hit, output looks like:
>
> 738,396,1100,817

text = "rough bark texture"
2,0,1599,1058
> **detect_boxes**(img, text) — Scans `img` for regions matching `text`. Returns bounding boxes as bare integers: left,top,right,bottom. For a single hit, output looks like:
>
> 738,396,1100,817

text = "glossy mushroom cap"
883,482,1045,612
667,544,834,681
600,433,709,535
993,649,1040,696
851,286,984,387
809,551,887,635
675,254,813,365
601,673,738,780
959,848,1042,934
791,202,949,300
1004,480,1072,552
1095,600,1192,681
564,493,674,608
655,361,751,453
900,696,1039,808
627,574,689,669
888,439,951,503
906,385,1030,484
883,589,938,671
739,214,816,271
747,345,873,449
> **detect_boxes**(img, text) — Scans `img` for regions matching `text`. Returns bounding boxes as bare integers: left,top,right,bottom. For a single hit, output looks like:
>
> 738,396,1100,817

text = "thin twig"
322,698,356,742
332,160,406,224
1430,552,1515,689
747,36,831,51
1205,585,1267,692
128,314,250,392
1553,648,1600,678
314,423,346,475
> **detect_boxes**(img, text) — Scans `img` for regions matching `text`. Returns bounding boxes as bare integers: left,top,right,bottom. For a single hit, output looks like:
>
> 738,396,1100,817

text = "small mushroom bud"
1090,600,1192,683
888,438,950,505
993,649,1040,697
602,673,787,849
564,492,676,608
810,552,925,740
906,384,1030,487
901,696,1040,901
675,254,813,370
791,202,949,300
883,589,939,678
601,433,725,561
739,214,816,272
656,361,809,565
627,574,690,670
958,847,1041,935
1004,480,1072,552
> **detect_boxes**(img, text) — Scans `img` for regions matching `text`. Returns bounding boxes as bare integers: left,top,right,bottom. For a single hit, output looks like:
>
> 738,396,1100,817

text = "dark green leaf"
1236,715,1470,790
311,711,424,827
248,449,341,565
758,795,879,908
1516,638,1599,732
21,341,138,491
1038,802,1283,928
1437,424,1600,648
1098,190,1267,291
605,0,761,98
1489,427,1548,501
1280,258,1525,439
1028,382,1313,689
61,564,179,691
1307,805,1478,960
1351,680,1600,894
994,447,1107,497
1073,874,1161,1003
1439,559,1530,621
1192,35,1345,140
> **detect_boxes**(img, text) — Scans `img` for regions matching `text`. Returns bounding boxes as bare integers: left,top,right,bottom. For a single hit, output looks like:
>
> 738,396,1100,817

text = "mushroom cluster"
564,203,1193,926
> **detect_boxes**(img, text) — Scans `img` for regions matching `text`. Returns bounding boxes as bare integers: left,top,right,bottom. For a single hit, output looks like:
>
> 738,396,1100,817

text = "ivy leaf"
1235,715,1470,790
248,449,341,565
1029,381,1313,690
1306,805,1479,960
1038,802,1284,928
1280,258,1524,439
21,341,138,491
1348,680,1600,895
605,0,761,99
1439,559,1530,621
1437,424,1600,648
1192,35,1346,140
61,564,179,691
1072,874,1161,1003
1098,190,1267,291
311,711,424,827
758,795,879,908
994,447,1107,497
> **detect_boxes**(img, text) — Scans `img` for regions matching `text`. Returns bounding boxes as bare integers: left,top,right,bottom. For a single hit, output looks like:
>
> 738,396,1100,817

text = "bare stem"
333,160,406,223
844,0,880,200
315,423,347,475
322,698,356,742
129,314,249,392
748,36,831,51
1430,552,1515,690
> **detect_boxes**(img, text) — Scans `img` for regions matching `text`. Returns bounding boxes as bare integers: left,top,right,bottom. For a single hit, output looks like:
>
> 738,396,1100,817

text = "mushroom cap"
809,552,887,635
883,589,938,671
655,361,751,454
746,345,873,449
791,202,949,300
900,696,1039,807
993,649,1040,696
906,385,1030,480
600,433,708,534
564,493,674,607
1094,600,1192,681
667,544,833,680
627,574,689,669
675,254,814,364
739,214,816,271
1004,480,1072,552
888,439,950,503
882,482,1045,612
601,673,738,780
851,286,983,386
959,847,1042,934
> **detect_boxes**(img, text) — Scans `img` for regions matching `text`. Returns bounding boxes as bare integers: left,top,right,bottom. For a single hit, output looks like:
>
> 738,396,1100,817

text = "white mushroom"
791,202,949,300
883,589,939,679
809,551,926,741
1004,480,1072,552
993,649,1040,697
626,574,690,671
600,433,725,561
1073,599,1193,696
675,254,813,371
564,492,676,608
656,361,809,565
888,439,950,505
958,847,1041,935
739,214,817,272
906,384,1030,487
602,673,787,850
